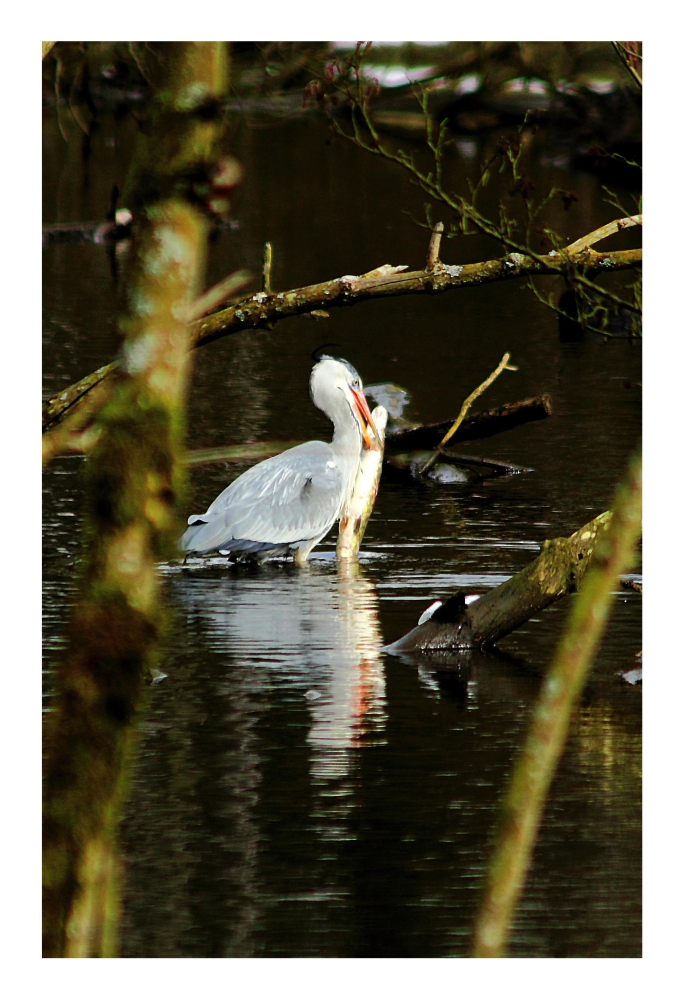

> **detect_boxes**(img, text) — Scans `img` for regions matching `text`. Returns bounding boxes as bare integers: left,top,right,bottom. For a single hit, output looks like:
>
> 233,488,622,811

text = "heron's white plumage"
181,357,375,561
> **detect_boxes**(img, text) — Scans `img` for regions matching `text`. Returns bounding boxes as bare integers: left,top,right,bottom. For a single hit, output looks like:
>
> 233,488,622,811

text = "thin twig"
184,269,253,323
564,214,642,254
419,353,516,476
526,278,640,339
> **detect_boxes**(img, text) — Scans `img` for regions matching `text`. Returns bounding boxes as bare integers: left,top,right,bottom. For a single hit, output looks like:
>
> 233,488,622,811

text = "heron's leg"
294,536,321,566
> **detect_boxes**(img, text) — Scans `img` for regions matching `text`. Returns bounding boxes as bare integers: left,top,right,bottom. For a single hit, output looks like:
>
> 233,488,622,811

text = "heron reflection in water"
173,560,386,782
181,356,378,565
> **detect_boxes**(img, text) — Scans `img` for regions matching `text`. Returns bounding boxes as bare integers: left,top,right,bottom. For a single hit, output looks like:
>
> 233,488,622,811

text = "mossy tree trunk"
470,453,642,957
43,42,231,958
385,511,614,654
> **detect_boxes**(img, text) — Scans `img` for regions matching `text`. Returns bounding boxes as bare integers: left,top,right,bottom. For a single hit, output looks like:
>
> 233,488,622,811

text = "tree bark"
384,511,613,654
470,452,642,957
42,42,231,958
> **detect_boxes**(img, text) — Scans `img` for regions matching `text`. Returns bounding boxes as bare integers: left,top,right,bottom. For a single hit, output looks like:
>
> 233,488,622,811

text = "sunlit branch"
419,352,516,475
42,228,641,444
565,214,642,253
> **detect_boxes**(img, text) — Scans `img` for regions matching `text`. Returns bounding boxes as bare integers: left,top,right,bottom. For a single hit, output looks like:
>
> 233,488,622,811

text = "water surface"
43,105,641,957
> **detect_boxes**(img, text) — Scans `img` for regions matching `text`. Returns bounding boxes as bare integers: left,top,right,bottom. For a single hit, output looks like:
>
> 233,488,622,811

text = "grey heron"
180,356,379,565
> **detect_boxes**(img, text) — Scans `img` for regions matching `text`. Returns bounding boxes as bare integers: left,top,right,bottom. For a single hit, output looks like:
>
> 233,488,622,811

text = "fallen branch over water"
384,511,615,653
192,248,640,349
42,228,639,435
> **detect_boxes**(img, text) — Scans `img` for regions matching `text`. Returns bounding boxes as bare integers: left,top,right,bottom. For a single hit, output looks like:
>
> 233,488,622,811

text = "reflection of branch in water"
406,645,541,707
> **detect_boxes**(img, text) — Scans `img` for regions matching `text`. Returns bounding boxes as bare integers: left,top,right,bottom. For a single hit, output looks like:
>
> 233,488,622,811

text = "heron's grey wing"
182,442,346,552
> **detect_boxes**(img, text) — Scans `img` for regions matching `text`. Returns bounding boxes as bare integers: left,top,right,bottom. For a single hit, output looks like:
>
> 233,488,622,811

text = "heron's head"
310,356,378,448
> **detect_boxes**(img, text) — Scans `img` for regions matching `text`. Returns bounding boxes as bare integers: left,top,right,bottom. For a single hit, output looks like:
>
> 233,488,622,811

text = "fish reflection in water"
170,557,386,782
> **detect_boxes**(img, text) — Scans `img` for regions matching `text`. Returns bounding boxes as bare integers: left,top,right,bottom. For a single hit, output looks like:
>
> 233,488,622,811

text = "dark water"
43,103,641,957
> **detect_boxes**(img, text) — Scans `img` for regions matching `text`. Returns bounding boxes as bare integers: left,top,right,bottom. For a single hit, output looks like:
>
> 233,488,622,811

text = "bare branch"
184,269,252,323
192,248,639,348
419,352,516,475
565,214,642,254
43,362,118,433
42,380,113,466
42,243,641,438
328,82,642,320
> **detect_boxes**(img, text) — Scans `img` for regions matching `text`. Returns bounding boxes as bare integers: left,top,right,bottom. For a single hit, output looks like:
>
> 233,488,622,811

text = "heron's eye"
352,378,360,388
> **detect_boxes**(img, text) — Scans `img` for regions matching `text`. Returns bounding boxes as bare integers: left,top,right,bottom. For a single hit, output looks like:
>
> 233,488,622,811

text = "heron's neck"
331,416,362,452
331,419,362,500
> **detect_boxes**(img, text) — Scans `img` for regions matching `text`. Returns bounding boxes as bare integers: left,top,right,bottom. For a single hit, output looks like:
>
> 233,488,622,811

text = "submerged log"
385,511,612,653
385,450,532,482
337,406,387,560
385,395,552,450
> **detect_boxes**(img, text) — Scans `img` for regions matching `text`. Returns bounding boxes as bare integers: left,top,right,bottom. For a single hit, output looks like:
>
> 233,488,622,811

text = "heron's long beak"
350,387,379,449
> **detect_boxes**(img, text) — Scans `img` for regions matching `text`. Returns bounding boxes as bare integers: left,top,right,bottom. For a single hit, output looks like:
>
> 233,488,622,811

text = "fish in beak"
350,386,379,449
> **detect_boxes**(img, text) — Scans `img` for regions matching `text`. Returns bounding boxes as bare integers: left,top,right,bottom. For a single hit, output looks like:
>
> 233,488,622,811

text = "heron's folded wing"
198,442,347,546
